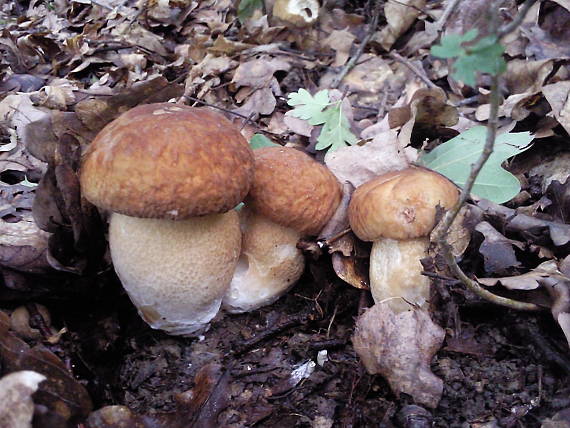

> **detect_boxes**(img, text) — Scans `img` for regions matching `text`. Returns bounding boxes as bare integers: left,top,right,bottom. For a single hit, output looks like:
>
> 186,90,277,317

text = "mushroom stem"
369,237,430,313
223,208,305,313
109,211,241,336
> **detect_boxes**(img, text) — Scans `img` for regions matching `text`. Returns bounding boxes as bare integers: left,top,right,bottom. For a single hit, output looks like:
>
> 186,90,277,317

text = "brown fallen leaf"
475,221,523,275
0,312,93,425
542,81,570,136
352,303,445,408
374,0,426,51
0,214,50,274
322,29,356,67
0,370,46,428
324,130,411,189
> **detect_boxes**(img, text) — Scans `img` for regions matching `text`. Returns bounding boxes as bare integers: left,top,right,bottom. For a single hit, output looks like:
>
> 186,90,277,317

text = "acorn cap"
80,103,254,220
246,146,342,236
348,167,459,241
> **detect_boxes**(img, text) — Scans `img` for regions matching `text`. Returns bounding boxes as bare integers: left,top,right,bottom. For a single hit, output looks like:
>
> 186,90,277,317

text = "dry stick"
434,0,543,311
389,52,437,89
330,0,383,89
433,0,463,30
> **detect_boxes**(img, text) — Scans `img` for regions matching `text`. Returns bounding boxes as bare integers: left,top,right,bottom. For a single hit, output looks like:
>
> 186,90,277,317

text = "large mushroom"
223,146,342,313
348,167,459,312
80,103,254,335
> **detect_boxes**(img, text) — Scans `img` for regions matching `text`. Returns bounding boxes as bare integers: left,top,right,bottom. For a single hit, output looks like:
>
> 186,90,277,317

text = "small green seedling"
286,89,358,152
431,29,506,87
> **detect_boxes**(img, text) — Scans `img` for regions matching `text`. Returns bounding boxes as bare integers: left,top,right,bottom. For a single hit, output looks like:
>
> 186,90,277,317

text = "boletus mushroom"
80,103,254,335
348,167,459,312
223,146,342,313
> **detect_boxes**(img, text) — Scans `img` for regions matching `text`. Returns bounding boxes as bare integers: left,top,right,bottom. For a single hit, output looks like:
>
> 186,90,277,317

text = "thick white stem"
369,237,430,313
109,211,241,336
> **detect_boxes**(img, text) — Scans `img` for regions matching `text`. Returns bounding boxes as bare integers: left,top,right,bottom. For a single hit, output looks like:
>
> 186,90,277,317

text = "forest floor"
1,0,570,427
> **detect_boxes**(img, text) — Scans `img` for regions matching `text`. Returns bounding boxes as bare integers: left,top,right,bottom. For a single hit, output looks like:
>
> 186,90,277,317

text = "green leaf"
431,30,506,87
249,134,279,150
315,104,358,152
430,29,478,58
286,89,331,123
237,0,264,22
418,126,534,203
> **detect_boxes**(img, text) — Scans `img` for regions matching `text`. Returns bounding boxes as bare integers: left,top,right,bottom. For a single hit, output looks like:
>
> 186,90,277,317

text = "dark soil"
40,260,569,427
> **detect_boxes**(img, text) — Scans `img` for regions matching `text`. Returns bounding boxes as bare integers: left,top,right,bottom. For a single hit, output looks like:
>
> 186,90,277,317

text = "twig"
389,52,437,89
231,313,310,355
433,2,543,312
497,0,539,37
433,0,463,31
331,0,382,89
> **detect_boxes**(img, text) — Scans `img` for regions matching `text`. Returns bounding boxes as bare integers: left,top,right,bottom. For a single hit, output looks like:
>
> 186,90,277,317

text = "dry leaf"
322,29,356,67
0,371,46,428
353,303,445,408
475,221,523,275
375,0,426,51
324,130,411,188
542,81,570,136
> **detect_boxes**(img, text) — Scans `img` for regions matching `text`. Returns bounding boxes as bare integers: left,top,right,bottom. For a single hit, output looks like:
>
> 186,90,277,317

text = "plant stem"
433,1,543,312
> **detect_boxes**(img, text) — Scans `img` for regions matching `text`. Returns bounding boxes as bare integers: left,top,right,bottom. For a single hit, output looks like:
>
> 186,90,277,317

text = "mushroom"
348,167,459,312
272,0,319,27
80,103,254,335
223,146,342,313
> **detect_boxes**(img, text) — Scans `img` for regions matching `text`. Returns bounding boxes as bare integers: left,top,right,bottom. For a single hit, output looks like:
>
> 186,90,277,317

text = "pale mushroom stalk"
223,146,342,313
80,103,254,335
349,167,459,313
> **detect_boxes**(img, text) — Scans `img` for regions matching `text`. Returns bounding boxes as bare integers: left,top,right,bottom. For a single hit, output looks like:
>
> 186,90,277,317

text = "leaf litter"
0,0,570,426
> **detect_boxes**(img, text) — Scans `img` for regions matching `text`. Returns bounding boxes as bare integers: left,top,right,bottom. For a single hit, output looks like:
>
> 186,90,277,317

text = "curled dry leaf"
352,303,445,409
542,81,570,136
474,199,570,247
0,370,46,428
0,312,92,425
324,130,410,189
75,76,183,133
322,29,356,67
375,0,426,51
0,214,50,274
475,221,523,275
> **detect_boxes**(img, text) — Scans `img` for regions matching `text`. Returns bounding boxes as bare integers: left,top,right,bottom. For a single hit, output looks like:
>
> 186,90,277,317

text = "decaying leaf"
375,0,426,50
0,370,46,428
324,130,411,188
475,221,523,275
0,312,92,424
352,303,445,408
542,81,570,136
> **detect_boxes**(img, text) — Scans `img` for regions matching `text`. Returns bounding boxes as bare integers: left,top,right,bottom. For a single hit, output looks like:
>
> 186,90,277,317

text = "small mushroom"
348,167,459,312
223,146,342,313
80,103,254,335
272,0,319,27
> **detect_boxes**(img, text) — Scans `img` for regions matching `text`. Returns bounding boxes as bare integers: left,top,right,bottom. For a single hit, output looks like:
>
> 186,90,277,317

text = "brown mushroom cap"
246,146,342,236
348,167,459,241
80,103,254,219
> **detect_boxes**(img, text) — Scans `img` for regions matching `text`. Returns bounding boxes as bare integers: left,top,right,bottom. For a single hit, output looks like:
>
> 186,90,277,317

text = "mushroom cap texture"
246,146,342,236
348,167,459,241
223,208,305,313
80,103,254,219
109,211,241,336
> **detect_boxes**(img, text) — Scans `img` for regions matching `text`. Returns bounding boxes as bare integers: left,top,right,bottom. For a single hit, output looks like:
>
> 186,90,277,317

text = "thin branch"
331,0,382,89
433,0,545,311
433,0,463,31
497,0,539,37
389,52,437,89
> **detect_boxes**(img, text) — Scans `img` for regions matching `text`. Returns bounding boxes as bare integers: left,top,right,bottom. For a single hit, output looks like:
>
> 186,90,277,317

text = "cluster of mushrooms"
79,102,459,336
